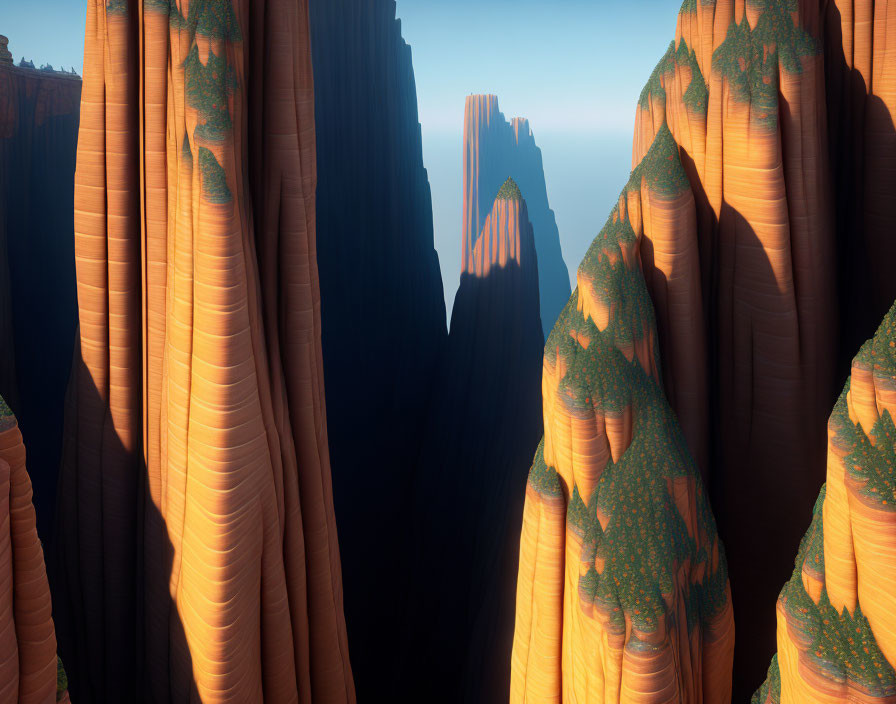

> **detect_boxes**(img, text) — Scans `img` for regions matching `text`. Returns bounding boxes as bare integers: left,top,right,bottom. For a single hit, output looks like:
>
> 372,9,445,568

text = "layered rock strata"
753,301,896,703
0,395,68,703
510,135,734,702
51,1,354,701
463,94,570,336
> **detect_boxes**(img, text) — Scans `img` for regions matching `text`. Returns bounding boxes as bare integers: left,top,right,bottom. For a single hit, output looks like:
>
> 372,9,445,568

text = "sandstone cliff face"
591,0,896,693
401,179,544,702
0,395,67,703
0,62,79,540
309,1,447,697
753,301,896,704
51,1,353,701
463,95,571,337
510,131,735,702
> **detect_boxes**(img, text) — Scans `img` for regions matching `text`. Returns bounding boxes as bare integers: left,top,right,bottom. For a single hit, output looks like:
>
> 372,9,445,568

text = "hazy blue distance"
6,0,681,314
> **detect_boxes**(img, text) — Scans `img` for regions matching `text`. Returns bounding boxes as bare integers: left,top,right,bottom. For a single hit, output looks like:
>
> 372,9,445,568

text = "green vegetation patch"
752,654,781,704
105,0,128,15
678,39,708,114
56,657,68,701
527,440,564,499
776,488,896,696
713,0,817,128
185,45,237,142
198,146,231,204
496,177,522,201
182,131,193,163
627,122,691,197
0,394,13,431
542,163,727,636
639,42,676,110
679,0,697,13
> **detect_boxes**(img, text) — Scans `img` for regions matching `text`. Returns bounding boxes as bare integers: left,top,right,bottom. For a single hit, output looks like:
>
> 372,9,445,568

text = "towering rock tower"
309,0,447,697
51,1,354,701
402,178,544,701
510,135,735,703
463,95,570,336
754,301,896,703
0,395,68,703
0,44,80,540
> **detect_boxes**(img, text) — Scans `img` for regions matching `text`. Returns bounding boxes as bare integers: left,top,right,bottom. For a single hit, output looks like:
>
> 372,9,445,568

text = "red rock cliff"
51,1,354,701
0,395,67,703
753,301,896,703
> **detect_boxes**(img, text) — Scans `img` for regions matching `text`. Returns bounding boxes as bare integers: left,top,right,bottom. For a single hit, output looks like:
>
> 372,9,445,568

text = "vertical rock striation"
564,0,896,693
463,94,571,336
0,59,80,540
0,394,68,703
402,178,544,702
753,301,896,704
51,1,354,701
510,142,734,702
309,1,447,697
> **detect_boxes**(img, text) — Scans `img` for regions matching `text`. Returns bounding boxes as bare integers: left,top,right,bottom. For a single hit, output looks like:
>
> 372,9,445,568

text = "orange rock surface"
0,395,66,703
753,301,896,703
51,1,354,701
594,0,896,693
510,127,734,703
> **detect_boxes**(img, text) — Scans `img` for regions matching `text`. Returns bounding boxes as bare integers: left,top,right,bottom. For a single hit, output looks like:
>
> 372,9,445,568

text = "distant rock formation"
510,137,734,701
463,94,570,337
50,1,353,701
0,50,80,541
310,0,447,696
401,178,544,701
753,301,896,703
0,395,68,703
0,37,12,66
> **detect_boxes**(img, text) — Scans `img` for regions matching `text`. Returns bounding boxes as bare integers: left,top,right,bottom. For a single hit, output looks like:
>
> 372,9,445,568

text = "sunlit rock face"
400,179,544,702
463,94,570,336
518,0,896,695
0,59,79,540
753,301,896,704
309,0,447,697
0,395,68,703
510,132,734,703
51,1,354,702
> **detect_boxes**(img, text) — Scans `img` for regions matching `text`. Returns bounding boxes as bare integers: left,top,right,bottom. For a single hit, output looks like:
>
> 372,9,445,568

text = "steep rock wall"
51,1,353,701
753,301,896,703
0,63,79,540
0,395,67,703
309,1,448,697
463,94,571,337
401,181,544,702
510,134,734,703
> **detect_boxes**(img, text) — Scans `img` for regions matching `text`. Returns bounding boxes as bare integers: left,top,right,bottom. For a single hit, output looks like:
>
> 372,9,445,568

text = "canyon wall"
568,0,896,694
463,94,570,337
753,300,896,703
401,179,544,702
309,1,447,697
510,133,734,702
0,394,68,703
50,1,353,701
0,61,79,540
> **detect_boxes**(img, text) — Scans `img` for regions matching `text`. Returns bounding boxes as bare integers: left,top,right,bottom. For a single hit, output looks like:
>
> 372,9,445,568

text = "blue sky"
4,0,682,309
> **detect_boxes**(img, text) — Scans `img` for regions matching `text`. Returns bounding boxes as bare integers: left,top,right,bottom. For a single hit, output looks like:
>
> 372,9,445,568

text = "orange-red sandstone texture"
51,1,354,701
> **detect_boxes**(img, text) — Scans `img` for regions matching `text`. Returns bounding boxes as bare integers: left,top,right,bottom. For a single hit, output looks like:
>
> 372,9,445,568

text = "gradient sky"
4,0,682,311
